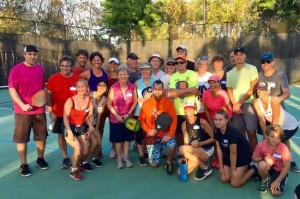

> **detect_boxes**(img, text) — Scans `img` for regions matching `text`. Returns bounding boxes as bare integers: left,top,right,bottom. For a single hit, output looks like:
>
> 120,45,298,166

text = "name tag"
193,125,200,130
127,92,133,97
265,111,272,116
273,152,281,159
221,80,226,85
223,139,228,144
268,82,276,88
70,86,76,91
85,108,90,113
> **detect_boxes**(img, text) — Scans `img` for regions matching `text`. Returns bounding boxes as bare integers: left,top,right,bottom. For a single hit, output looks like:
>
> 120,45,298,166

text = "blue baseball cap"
260,52,274,61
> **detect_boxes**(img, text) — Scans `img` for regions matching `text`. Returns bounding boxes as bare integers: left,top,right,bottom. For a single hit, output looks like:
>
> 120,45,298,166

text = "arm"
203,101,213,127
45,89,57,122
63,98,75,140
127,87,138,117
166,87,199,99
216,141,225,173
9,87,32,112
80,70,90,80
227,87,242,114
236,78,258,105
271,100,281,125
229,144,238,172
94,97,107,134
271,87,290,104
181,121,189,145
253,99,268,139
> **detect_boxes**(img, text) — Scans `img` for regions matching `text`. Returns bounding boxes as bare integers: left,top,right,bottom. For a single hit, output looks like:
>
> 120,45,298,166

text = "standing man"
170,55,198,147
139,80,177,175
8,45,48,176
258,52,300,172
148,53,165,80
176,45,195,71
226,47,258,152
72,49,90,76
126,52,141,84
223,51,236,73
46,56,80,169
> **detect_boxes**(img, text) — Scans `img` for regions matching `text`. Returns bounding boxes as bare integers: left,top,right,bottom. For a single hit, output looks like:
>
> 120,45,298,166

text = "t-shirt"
226,63,258,103
46,73,80,117
160,73,171,89
186,60,195,71
196,71,212,113
129,69,142,84
214,125,252,165
253,140,291,172
72,66,91,76
202,89,232,119
8,62,45,114
139,97,177,138
170,70,198,115
151,70,165,80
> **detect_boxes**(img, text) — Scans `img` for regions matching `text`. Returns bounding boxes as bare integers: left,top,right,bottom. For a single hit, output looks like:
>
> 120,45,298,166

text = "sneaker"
36,157,49,170
291,161,300,173
165,162,174,175
70,169,83,181
139,157,147,167
91,158,103,168
123,158,133,168
144,153,149,159
82,162,94,172
110,149,116,159
117,159,124,169
19,164,32,177
78,165,85,172
258,179,269,193
195,165,212,180
61,158,71,169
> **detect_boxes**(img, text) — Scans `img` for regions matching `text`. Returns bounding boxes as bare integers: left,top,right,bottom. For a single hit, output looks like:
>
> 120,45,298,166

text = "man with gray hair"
176,45,195,71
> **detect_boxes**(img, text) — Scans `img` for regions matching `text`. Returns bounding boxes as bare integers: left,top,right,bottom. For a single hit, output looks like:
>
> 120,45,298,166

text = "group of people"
8,44,299,196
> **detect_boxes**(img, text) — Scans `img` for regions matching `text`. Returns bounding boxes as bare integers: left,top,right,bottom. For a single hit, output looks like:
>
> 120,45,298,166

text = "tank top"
186,116,213,149
69,97,91,126
88,68,109,91
258,97,298,130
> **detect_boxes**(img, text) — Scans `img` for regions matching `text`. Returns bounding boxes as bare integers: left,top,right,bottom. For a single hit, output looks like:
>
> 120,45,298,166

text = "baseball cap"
148,54,164,66
166,57,175,64
176,45,188,52
234,47,246,54
256,81,269,91
127,52,139,59
139,62,152,69
260,52,274,61
24,45,38,52
109,57,120,64
208,75,220,82
184,101,196,110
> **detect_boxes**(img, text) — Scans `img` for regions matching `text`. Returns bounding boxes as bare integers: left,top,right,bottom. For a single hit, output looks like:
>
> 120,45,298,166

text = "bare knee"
150,163,158,168
220,174,230,183
231,180,242,188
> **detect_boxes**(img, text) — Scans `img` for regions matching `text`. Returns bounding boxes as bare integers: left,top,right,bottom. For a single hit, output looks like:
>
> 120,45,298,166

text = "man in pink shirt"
8,45,48,177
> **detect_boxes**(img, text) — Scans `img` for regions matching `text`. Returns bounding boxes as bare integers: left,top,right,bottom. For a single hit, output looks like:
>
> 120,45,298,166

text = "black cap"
127,52,139,59
24,45,39,53
234,47,246,54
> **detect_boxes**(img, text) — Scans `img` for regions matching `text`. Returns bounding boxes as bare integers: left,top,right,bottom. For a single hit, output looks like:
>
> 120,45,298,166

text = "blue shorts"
269,167,288,193
109,122,134,143
147,138,176,164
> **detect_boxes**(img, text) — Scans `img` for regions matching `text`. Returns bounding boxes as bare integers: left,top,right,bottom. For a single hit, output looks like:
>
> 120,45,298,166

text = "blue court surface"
0,86,299,199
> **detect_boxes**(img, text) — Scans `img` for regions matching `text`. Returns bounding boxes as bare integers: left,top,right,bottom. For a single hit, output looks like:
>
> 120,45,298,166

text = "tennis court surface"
0,86,299,199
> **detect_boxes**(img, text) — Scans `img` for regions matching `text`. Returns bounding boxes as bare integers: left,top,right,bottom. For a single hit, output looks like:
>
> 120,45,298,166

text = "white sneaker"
117,159,124,169
110,149,116,159
123,158,133,168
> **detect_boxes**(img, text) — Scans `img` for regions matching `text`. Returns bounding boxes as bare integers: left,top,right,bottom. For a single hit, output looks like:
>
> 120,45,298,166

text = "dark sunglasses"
261,60,271,64
167,63,175,66
175,61,186,65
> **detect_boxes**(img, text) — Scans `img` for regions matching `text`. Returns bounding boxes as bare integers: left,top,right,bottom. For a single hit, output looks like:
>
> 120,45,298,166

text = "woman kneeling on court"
63,79,97,180
178,101,214,180
214,110,255,187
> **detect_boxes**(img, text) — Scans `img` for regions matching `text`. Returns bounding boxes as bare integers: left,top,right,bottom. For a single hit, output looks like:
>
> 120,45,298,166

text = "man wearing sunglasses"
258,52,300,173
226,47,258,153
176,45,195,71
170,55,198,148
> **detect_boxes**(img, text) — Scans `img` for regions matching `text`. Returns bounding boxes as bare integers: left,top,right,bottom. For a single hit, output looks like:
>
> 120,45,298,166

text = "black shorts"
52,117,65,134
109,122,134,143
134,116,146,145
223,154,252,167
269,167,288,193
69,124,88,137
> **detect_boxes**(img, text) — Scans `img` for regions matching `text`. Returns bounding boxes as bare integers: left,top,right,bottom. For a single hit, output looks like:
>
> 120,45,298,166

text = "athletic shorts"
282,127,298,143
52,117,64,134
203,146,215,157
13,113,48,143
231,103,258,131
69,124,88,137
109,122,134,143
223,153,251,167
147,138,176,164
269,167,288,193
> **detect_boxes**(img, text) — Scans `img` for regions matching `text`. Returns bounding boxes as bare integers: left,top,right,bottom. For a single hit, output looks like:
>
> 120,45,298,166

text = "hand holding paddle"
30,90,47,107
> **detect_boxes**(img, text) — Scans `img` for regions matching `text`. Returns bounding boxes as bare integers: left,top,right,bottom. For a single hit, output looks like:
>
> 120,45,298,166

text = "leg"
247,130,258,152
179,145,208,172
17,143,27,164
36,140,46,158
220,165,231,183
230,165,253,187
65,134,81,168
58,134,68,159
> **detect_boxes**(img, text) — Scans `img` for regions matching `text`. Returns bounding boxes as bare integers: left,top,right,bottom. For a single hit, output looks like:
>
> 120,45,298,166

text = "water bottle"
48,121,55,131
180,160,188,182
